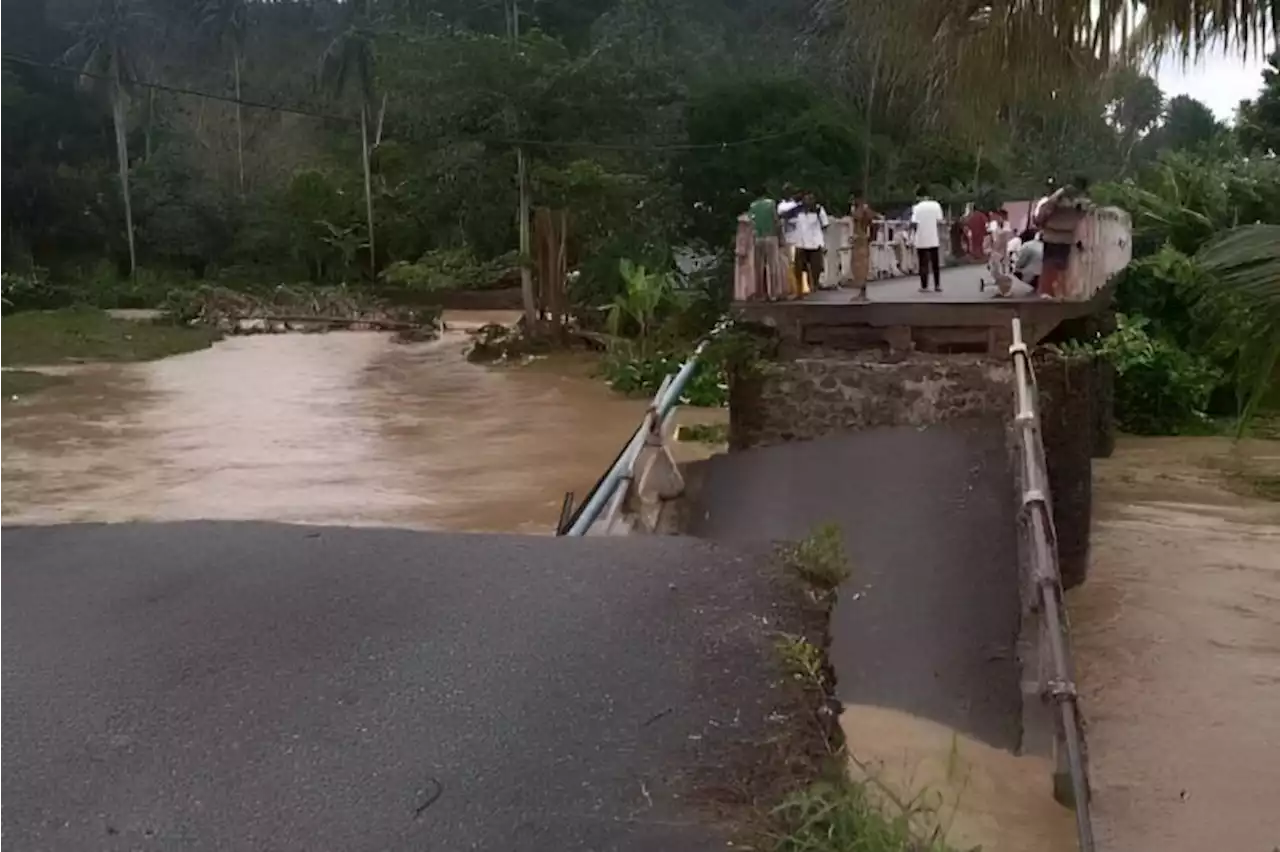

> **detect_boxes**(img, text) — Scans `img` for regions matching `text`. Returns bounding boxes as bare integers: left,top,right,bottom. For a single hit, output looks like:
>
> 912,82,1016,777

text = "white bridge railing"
732,206,1131,301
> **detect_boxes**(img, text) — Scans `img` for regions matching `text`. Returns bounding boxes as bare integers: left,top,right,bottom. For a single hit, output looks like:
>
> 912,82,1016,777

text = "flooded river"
2,312,710,532
1072,437,1280,852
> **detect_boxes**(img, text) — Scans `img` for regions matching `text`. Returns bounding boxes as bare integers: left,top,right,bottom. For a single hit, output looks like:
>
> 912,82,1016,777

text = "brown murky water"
2,312,727,533
1072,436,1280,852
840,705,1076,852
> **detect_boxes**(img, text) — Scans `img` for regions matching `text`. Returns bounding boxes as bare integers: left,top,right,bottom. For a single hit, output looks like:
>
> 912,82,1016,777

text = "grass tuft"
2,308,220,367
773,776,954,852
676,422,729,445
780,523,852,592
775,632,827,689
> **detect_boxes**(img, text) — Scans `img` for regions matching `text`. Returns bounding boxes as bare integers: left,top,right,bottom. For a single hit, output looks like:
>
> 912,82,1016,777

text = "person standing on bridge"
984,208,1015,294
849,191,881,301
1034,176,1092,299
910,186,944,293
791,191,830,293
747,189,787,300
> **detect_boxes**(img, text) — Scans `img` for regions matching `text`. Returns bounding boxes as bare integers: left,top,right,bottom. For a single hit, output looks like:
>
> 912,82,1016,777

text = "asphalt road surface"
686,419,1024,750
3,522,796,852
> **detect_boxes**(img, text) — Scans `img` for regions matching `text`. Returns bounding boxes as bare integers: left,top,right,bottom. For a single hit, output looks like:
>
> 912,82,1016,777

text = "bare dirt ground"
1072,436,1280,852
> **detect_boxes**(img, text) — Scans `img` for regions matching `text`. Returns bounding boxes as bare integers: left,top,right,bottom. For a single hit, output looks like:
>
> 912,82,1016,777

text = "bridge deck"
805,263,1039,303
684,419,1024,750
733,265,1107,352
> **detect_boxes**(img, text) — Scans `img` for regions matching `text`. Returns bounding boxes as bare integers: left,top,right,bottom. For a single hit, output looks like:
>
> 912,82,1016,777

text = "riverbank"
2,307,220,368
1072,435,1280,852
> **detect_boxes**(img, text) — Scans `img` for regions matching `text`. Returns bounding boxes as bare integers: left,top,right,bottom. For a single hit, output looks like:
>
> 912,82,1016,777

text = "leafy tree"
1146,94,1224,153
1237,49,1280,155
1104,68,1164,168
676,76,866,245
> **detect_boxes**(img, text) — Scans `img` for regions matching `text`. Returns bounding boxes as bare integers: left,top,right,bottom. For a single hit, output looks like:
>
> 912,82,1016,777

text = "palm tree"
198,0,248,196
64,0,144,277
318,0,378,279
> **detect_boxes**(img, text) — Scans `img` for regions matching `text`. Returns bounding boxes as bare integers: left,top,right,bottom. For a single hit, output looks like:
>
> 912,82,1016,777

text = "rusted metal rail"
1009,317,1096,852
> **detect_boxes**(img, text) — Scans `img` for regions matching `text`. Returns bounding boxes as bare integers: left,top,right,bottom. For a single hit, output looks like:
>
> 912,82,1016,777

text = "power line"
500,126,812,151
3,51,812,153
2,53,353,123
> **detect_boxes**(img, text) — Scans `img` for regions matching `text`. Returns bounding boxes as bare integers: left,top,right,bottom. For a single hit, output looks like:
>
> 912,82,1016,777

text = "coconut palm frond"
1197,224,1280,431
1200,224,1280,308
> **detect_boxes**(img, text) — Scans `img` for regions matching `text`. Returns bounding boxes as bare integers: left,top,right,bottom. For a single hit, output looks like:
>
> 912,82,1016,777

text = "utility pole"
509,0,536,330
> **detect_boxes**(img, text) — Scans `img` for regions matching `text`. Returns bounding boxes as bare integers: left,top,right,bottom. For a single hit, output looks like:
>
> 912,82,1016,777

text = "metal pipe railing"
561,320,728,536
1009,317,1096,852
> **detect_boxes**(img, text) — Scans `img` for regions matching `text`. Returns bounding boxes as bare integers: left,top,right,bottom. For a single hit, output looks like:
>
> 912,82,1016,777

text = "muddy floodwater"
2,312,722,532
1073,437,1280,852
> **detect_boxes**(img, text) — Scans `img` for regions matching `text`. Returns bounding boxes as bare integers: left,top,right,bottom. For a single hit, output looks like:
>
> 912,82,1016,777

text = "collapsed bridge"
569,205,1132,852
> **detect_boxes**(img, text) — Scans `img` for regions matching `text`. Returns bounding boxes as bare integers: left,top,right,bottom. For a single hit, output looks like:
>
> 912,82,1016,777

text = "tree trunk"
360,103,376,279
375,92,387,147
145,87,154,160
863,45,880,194
516,145,535,328
234,45,245,197
111,85,137,279
509,0,536,328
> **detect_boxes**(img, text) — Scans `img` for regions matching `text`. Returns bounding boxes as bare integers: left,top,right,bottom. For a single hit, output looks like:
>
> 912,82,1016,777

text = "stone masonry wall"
729,351,1016,450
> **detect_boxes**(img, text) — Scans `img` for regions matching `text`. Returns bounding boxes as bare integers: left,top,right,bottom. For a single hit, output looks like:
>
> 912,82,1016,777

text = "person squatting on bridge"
910,186,945,292
1013,229,1043,293
1033,176,1093,299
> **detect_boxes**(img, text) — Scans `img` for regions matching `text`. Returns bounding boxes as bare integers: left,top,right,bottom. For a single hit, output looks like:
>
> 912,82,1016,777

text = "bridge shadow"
683,418,1024,751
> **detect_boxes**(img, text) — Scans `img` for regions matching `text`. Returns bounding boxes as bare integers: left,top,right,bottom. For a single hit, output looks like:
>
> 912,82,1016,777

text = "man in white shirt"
909,186,945,292
790,192,830,292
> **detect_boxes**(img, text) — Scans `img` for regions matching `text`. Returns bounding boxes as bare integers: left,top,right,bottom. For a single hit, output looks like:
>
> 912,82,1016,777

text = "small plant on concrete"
780,523,851,592
775,632,826,689
676,422,728,445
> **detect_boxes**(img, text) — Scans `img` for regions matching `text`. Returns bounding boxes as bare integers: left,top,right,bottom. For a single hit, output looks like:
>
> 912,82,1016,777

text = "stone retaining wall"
729,351,1016,450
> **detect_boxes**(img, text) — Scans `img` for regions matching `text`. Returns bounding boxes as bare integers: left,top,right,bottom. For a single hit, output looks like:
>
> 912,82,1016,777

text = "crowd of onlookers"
741,176,1093,301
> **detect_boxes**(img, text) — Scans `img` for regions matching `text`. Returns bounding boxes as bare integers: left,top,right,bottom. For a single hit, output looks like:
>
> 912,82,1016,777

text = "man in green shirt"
746,189,787,299
748,193,778,238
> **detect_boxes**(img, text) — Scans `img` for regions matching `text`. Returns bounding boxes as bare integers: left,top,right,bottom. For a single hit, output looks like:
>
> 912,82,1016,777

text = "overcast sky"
1154,49,1270,122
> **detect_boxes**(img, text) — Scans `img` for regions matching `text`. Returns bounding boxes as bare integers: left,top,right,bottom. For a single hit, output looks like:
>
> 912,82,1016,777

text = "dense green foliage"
1087,151,1280,432
7,0,1276,306
3,0,1278,427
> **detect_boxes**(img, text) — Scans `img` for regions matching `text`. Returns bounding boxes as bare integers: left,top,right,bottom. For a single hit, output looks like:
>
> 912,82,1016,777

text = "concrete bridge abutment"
726,328,1099,590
